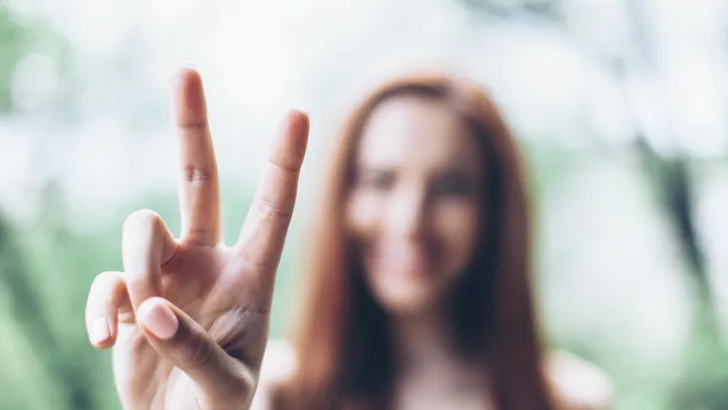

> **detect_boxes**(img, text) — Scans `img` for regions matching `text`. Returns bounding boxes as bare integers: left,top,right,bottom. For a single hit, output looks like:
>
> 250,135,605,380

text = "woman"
85,68,612,410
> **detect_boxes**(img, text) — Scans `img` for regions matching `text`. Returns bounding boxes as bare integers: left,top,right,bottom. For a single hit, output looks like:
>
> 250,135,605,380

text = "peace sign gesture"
84,68,309,410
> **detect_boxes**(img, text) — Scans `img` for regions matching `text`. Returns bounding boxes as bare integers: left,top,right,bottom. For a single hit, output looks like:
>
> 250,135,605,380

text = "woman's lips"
373,242,430,279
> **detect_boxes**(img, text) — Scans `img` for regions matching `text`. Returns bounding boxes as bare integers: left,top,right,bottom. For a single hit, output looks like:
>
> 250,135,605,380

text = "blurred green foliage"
0,0,24,112
1,1,727,409
0,0,70,114
1,183,117,409
0,181,300,409
3,146,726,410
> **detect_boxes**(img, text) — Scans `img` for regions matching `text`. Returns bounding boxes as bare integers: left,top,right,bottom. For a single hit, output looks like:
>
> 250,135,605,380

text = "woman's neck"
391,307,463,374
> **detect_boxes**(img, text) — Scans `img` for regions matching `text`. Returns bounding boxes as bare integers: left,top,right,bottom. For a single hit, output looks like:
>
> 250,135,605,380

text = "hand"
84,68,309,410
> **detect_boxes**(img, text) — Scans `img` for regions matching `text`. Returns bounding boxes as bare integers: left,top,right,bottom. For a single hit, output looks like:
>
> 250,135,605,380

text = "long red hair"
279,72,554,410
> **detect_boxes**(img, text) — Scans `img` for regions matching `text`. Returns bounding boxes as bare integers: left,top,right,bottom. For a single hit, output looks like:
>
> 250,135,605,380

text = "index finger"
235,110,309,273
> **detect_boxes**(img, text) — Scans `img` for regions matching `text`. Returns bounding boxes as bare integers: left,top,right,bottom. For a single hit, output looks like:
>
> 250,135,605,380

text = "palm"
86,69,309,410
115,247,265,409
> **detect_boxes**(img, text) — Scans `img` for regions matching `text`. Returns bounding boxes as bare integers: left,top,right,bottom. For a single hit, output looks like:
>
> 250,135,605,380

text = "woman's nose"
386,186,428,239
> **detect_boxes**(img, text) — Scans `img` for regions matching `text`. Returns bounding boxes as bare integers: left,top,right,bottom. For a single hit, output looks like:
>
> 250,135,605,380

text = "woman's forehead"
356,96,483,173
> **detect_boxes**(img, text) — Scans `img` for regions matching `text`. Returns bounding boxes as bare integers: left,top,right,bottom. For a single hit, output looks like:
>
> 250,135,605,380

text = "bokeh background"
1,0,727,409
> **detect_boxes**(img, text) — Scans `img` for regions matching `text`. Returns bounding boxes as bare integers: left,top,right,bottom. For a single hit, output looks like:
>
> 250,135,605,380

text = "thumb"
136,298,254,405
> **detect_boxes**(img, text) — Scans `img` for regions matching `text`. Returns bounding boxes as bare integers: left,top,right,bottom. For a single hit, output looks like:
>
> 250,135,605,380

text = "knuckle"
95,270,121,283
181,165,216,183
123,209,164,233
184,335,215,371
178,120,207,129
89,285,114,307
197,376,252,410
268,157,300,174
254,197,293,221
224,373,254,403
89,271,121,298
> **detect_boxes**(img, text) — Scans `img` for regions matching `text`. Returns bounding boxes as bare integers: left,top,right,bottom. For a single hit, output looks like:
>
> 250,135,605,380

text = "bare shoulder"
544,350,614,410
250,339,298,410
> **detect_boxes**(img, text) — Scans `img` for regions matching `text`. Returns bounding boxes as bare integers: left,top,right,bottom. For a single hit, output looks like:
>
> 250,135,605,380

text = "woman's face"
346,95,485,316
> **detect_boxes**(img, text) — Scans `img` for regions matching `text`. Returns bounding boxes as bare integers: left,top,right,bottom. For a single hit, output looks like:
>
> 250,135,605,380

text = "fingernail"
91,318,110,345
138,300,179,340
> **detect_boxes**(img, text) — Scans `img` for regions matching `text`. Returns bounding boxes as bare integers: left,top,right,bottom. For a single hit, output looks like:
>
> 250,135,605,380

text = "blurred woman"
85,68,612,410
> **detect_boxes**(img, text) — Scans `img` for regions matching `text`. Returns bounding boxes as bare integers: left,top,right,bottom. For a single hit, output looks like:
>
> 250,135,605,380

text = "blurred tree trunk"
457,0,728,407
633,139,719,338
622,0,719,339
456,0,720,339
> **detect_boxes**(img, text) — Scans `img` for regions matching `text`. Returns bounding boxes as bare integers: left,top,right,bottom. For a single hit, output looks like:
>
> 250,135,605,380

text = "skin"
85,68,310,410
343,97,613,410
347,96,484,316
86,71,612,410
346,96,491,409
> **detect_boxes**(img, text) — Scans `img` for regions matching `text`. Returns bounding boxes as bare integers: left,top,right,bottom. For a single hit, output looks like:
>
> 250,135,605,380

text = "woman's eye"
359,170,395,191
431,175,473,198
